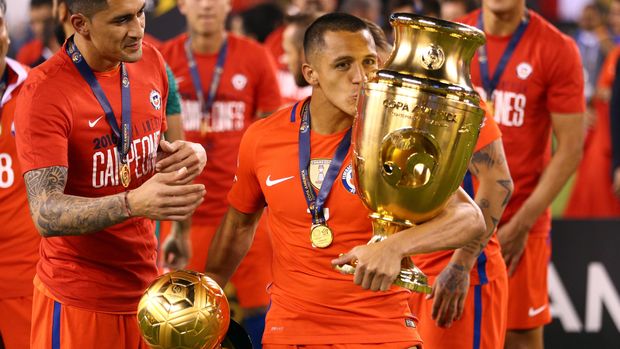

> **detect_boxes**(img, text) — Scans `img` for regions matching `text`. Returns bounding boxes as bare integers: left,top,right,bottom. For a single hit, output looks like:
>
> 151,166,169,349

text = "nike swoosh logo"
528,305,547,317
88,116,104,128
266,175,294,187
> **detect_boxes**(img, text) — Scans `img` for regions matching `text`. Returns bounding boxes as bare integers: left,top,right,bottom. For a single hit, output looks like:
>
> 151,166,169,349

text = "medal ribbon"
477,10,529,102
66,36,132,164
184,37,228,130
297,100,352,226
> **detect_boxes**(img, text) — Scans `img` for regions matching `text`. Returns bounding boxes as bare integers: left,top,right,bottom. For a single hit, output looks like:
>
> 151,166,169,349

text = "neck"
482,4,527,36
189,30,226,54
73,34,120,72
308,91,353,135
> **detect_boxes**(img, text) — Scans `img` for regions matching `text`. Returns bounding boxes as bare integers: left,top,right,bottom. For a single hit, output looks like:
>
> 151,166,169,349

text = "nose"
351,62,367,84
127,15,145,39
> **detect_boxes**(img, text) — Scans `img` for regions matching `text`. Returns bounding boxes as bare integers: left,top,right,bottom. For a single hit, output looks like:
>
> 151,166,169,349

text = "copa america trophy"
341,14,486,293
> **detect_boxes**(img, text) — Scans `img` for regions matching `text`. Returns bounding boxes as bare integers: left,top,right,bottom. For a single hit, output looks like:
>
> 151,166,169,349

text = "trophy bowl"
340,13,486,293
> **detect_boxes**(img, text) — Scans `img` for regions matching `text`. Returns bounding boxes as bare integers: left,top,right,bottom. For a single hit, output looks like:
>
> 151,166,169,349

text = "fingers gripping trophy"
338,14,486,293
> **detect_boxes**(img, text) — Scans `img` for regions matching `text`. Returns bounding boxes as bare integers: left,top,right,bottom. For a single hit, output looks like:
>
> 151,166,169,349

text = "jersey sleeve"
253,45,283,113
150,43,170,134
474,99,501,153
545,35,586,114
14,80,72,174
227,124,266,213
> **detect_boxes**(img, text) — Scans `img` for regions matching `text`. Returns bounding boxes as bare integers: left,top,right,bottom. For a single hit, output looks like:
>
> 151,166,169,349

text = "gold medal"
310,224,333,248
120,163,131,188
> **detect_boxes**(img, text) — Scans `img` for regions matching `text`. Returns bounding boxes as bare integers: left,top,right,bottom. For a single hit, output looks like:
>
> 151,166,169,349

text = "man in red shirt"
204,13,486,348
14,0,207,347
459,1,585,348
0,2,40,347
159,0,282,344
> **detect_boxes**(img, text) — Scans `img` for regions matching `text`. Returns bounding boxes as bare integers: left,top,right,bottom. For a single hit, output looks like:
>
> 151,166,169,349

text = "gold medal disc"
120,163,131,188
310,224,333,248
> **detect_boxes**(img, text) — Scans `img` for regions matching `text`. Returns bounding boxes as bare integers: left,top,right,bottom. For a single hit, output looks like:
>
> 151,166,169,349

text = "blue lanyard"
296,100,352,225
66,36,132,164
184,37,228,126
477,10,529,98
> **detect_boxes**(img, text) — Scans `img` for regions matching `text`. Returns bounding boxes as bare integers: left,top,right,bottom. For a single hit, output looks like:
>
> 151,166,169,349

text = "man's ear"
302,63,318,86
70,13,90,37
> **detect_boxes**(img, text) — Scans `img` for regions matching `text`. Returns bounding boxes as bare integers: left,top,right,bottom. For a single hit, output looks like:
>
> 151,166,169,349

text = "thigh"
31,284,146,349
506,235,552,330
411,274,508,349
0,296,32,349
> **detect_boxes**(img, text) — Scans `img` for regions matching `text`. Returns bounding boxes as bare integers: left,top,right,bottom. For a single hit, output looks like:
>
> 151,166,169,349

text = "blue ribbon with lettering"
184,37,228,129
297,100,352,226
477,11,529,100
66,36,132,164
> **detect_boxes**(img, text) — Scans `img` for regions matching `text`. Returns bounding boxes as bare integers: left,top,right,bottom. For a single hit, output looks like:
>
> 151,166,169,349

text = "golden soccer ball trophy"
339,14,486,293
137,270,230,349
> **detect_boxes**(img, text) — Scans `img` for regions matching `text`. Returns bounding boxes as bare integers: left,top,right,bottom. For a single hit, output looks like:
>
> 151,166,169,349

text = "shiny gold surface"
137,270,230,349
311,224,334,248
349,13,485,293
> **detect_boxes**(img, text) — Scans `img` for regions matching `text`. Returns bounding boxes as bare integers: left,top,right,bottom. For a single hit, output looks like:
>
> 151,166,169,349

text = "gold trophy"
338,14,486,293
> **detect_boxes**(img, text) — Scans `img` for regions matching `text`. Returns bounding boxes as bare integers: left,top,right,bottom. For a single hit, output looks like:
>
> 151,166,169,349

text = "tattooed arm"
429,139,513,327
24,166,206,237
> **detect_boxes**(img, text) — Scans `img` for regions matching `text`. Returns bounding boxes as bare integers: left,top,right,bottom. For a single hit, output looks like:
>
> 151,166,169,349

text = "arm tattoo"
24,167,130,237
459,141,513,257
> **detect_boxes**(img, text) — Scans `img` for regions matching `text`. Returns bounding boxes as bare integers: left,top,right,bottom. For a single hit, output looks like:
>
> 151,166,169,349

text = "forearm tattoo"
460,142,513,257
24,167,129,237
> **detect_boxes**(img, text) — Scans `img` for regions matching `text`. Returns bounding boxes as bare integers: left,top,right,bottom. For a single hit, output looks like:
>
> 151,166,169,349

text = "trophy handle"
334,216,433,294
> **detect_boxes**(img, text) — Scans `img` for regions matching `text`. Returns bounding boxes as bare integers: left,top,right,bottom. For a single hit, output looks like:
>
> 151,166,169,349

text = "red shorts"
0,295,32,349
409,269,508,349
264,342,421,349
506,234,552,330
31,276,148,349
159,213,272,308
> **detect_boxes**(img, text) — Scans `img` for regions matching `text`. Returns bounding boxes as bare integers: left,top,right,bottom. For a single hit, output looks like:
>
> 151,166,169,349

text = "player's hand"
161,224,192,270
428,262,470,328
128,167,205,221
497,217,530,277
613,167,620,199
331,239,402,292
156,140,207,184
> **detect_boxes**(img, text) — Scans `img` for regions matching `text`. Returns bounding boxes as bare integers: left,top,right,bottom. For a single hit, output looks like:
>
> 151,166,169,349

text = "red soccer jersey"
228,100,420,345
459,9,585,236
412,103,505,284
160,33,282,226
14,42,169,312
0,58,40,299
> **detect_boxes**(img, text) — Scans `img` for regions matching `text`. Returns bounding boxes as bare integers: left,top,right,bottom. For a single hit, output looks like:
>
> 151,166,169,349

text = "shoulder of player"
244,104,296,138
20,52,72,96
528,11,573,46
159,33,187,56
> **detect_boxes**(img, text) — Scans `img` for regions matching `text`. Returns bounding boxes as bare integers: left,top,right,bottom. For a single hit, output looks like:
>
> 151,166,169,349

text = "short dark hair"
30,0,54,8
303,13,369,61
362,18,389,54
65,0,108,18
